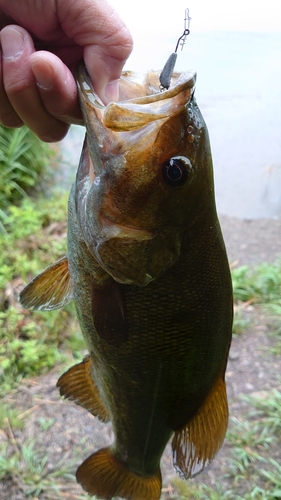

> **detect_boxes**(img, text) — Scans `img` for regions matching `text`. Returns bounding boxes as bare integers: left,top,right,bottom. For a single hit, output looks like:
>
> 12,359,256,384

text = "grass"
0,439,77,498
0,407,94,499
164,389,281,499
231,259,281,348
232,260,281,304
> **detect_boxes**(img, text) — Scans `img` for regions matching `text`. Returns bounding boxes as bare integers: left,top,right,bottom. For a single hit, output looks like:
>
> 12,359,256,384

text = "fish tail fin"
76,446,162,500
172,375,228,478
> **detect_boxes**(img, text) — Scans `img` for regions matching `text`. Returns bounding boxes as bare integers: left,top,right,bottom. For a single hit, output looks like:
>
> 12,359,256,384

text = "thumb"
84,37,132,104
59,0,133,103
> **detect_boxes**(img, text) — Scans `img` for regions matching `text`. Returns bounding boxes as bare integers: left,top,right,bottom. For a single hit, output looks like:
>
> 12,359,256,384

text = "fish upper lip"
99,214,153,241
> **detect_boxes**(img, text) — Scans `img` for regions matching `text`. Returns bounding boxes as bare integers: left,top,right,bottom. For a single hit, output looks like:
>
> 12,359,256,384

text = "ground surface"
1,214,281,500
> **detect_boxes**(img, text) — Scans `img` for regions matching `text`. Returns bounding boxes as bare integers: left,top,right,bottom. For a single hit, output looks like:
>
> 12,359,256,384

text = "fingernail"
105,80,119,103
1,27,24,59
31,62,54,90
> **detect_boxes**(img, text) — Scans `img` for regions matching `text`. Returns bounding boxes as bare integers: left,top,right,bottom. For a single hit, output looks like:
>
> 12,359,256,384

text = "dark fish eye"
162,156,192,187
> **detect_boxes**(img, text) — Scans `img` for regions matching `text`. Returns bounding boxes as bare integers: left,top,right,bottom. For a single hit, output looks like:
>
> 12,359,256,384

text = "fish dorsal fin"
76,446,162,500
57,356,110,422
172,376,228,478
19,256,72,311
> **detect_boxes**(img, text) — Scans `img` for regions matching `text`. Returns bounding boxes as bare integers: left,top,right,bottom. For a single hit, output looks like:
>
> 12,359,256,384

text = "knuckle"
4,77,30,97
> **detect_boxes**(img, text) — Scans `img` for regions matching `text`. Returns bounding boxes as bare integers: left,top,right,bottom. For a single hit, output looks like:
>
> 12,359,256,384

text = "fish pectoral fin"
57,356,110,422
172,376,228,478
76,446,162,500
19,256,72,311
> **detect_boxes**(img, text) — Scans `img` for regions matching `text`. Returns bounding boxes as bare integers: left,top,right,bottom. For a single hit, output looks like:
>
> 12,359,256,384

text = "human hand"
0,0,133,141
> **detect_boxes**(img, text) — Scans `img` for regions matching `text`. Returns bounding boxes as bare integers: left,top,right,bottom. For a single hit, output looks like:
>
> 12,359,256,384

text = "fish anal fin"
57,356,110,422
172,376,228,478
76,446,162,500
19,256,72,311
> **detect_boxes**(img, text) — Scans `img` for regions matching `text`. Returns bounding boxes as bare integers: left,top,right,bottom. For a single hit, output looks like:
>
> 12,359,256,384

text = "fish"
20,61,233,500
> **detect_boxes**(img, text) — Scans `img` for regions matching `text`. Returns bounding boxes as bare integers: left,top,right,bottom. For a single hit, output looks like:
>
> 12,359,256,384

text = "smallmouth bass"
20,62,233,500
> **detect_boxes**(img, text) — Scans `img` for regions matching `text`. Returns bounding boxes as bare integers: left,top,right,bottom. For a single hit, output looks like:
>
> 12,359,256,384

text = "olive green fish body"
68,189,232,474
20,64,233,500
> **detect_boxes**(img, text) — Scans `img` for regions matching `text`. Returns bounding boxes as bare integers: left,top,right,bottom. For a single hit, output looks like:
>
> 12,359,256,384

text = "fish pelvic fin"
172,375,228,478
57,356,110,422
76,446,162,500
19,256,72,311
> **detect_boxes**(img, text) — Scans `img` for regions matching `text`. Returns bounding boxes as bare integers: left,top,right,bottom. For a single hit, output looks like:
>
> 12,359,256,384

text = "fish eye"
162,156,192,187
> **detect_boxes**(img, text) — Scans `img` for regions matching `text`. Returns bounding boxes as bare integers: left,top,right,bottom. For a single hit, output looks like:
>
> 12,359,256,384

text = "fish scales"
20,63,233,500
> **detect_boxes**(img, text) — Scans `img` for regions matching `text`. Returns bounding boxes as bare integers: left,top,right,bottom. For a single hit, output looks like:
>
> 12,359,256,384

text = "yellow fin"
76,446,162,500
57,356,110,422
172,376,228,478
19,256,72,311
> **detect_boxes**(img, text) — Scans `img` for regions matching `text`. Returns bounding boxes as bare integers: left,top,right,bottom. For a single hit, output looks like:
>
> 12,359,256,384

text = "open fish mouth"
76,63,196,109
76,63,197,176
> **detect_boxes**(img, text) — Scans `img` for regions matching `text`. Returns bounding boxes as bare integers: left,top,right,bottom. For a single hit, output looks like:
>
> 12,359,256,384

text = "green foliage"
165,385,281,499
168,477,235,499
259,459,281,498
222,389,281,499
0,194,68,285
231,260,281,342
0,439,77,497
0,125,55,222
231,260,281,304
0,305,77,391
0,193,84,393
232,305,251,335
245,389,281,435
0,403,24,430
226,418,275,474
38,417,55,432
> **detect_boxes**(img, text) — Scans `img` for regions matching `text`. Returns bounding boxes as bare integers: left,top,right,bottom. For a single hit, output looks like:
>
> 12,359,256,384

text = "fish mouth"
76,62,197,166
76,62,196,107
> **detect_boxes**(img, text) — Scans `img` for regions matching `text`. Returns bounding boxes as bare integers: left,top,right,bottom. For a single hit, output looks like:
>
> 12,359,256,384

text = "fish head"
75,63,214,286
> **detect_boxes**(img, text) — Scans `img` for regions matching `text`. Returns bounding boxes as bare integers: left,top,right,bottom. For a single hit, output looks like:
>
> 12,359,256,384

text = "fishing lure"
159,7,192,89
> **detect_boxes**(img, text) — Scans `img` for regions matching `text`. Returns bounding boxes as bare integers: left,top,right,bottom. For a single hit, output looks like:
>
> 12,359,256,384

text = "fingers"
84,42,131,104
58,0,133,104
0,0,134,142
0,26,24,127
30,51,83,125
83,18,133,104
0,25,81,142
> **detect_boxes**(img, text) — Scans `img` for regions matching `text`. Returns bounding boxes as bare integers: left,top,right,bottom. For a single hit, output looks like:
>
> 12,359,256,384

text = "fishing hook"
175,8,191,52
159,8,191,90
